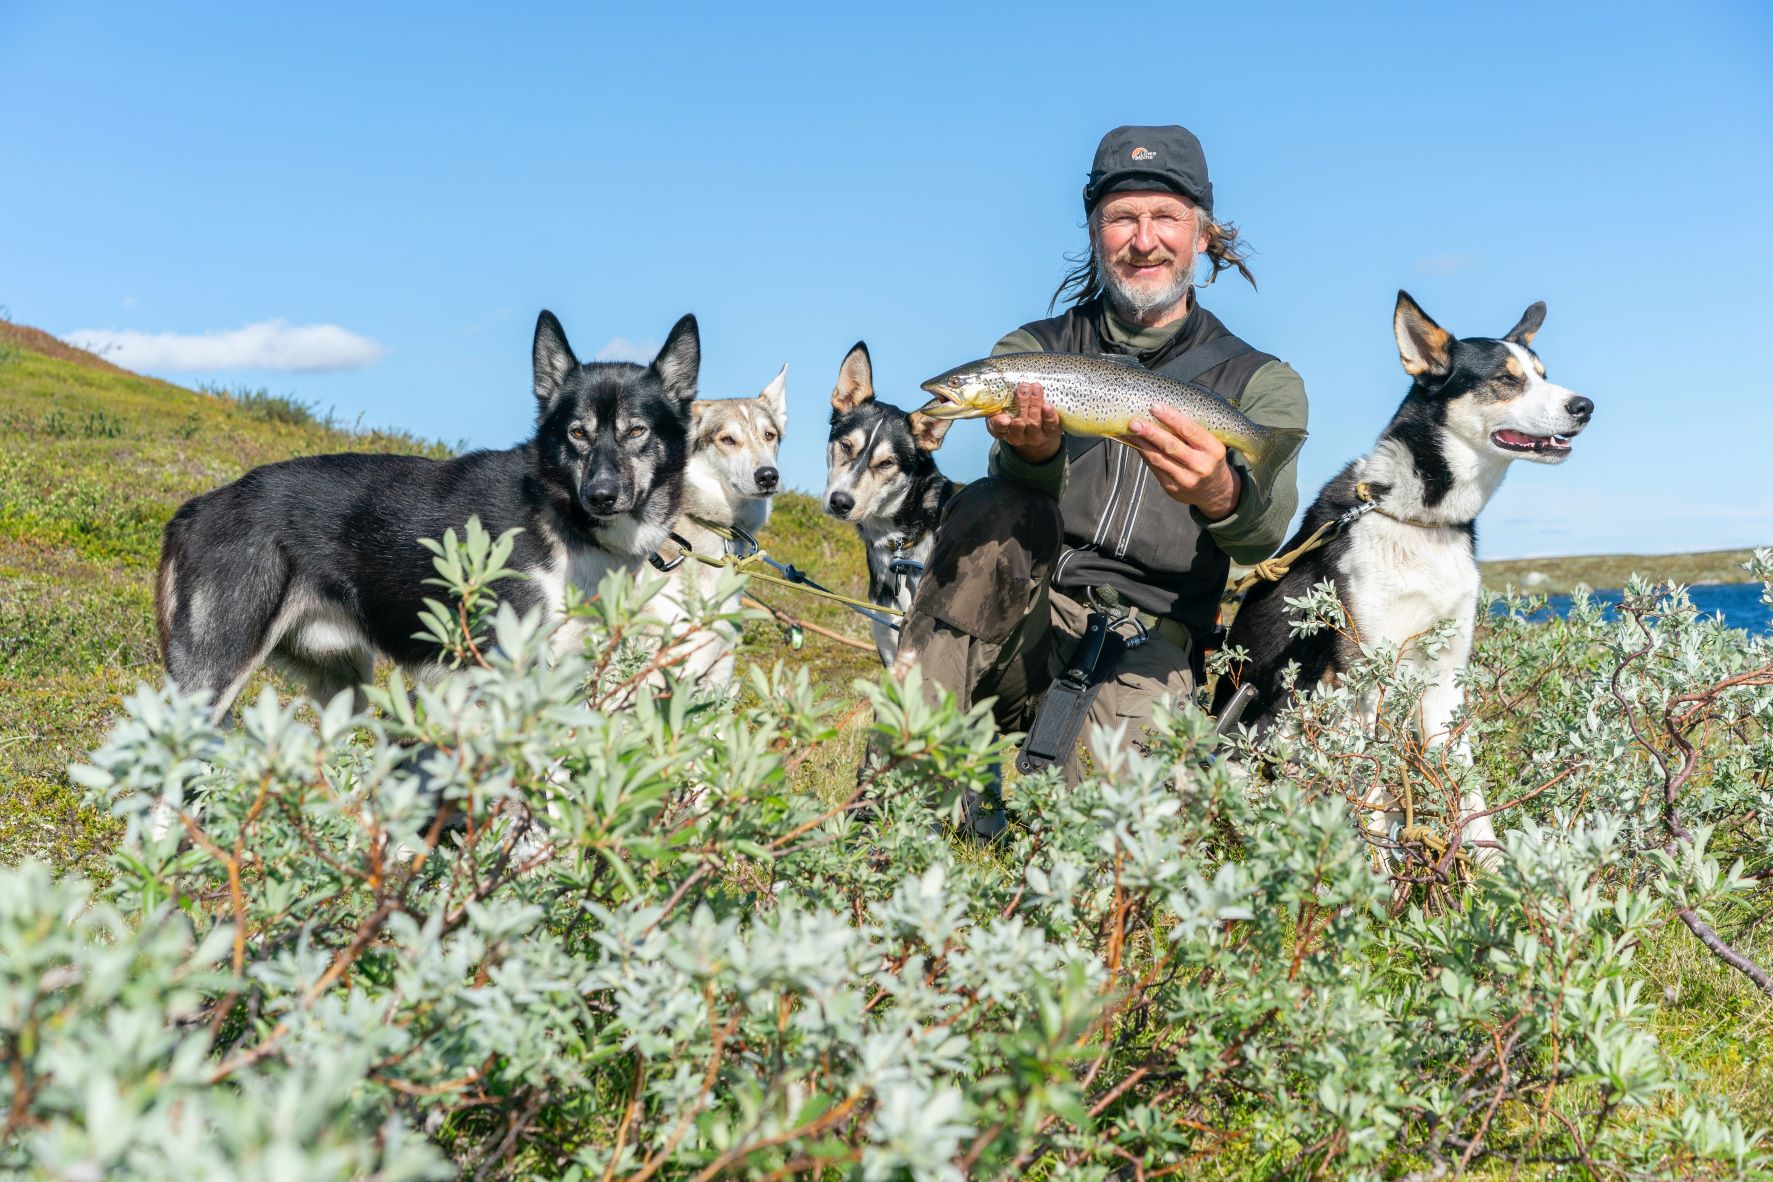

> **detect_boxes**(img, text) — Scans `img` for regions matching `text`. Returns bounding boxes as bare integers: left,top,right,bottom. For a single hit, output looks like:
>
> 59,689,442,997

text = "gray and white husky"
650,366,788,686
823,342,958,665
1215,291,1594,868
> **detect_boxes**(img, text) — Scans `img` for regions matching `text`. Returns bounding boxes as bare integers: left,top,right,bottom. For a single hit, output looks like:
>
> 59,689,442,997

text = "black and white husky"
824,342,958,665
156,310,702,718
652,366,788,685
1215,291,1594,866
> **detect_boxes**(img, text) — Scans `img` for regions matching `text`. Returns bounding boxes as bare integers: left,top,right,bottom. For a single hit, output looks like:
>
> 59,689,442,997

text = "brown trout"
918,352,1307,471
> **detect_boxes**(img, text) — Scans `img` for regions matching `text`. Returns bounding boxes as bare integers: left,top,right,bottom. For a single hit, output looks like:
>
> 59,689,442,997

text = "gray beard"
1098,254,1195,324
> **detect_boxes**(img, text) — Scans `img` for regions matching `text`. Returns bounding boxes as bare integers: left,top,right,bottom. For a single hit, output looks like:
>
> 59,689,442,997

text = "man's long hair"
1049,209,1257,313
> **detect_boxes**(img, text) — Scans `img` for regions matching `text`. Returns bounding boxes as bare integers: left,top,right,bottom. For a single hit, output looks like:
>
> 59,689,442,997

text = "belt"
1115,608,1190,655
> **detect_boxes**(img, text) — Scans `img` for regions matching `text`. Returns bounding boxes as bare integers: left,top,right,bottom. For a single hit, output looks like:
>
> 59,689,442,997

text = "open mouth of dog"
1490,428,1573,457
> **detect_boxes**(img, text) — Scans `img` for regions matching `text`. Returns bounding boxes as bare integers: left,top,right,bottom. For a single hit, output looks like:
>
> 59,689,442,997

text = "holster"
1015,609,1128,776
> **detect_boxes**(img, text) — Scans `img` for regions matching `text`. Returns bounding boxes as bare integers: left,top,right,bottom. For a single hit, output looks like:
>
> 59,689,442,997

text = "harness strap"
1015,608,1128,775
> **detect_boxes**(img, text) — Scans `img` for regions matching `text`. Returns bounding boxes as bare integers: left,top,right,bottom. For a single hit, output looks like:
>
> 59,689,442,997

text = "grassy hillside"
1483,548,1759,595
0,323,881,875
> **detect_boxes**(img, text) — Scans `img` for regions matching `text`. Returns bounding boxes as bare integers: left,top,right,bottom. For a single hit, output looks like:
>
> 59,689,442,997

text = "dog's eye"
837,442,854,458
872,458,894,472
626,424,648,441
719,435,738,446
568,424,588,442
764,430,778,442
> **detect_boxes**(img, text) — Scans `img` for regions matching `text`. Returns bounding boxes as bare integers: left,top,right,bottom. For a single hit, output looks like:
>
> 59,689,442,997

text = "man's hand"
1127,403,1241,521
986,382,1063,465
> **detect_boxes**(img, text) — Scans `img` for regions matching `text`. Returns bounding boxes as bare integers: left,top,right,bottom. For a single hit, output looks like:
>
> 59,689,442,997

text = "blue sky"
3,0,1769,559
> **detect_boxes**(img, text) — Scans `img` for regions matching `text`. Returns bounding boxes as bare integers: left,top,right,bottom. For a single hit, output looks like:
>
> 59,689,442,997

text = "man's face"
1091,191,1208,321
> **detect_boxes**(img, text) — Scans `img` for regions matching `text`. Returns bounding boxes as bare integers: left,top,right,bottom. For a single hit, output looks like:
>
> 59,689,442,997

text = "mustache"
1111,250,1177,267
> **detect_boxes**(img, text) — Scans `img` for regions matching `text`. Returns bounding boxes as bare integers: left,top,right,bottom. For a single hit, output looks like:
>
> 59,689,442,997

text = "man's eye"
568,424,588,442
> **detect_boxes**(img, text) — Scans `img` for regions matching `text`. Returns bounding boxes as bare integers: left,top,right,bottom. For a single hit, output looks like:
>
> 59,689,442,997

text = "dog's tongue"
1494,428,1541,448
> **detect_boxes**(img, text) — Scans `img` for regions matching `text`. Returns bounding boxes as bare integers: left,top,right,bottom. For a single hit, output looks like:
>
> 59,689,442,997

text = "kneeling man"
895,124,1309,787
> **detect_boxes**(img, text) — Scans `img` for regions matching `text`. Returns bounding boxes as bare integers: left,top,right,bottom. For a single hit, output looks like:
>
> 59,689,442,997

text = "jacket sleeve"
1191,359,1308,564
984,328,1067,500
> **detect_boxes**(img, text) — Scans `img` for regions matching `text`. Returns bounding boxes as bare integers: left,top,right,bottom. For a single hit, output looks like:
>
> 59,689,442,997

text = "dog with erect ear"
155,309,702,720
649,364,789,686
823,341,960,665
1214,291,1595,871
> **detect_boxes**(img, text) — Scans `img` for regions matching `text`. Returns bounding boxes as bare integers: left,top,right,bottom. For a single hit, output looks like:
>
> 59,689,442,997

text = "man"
893,124,1309,795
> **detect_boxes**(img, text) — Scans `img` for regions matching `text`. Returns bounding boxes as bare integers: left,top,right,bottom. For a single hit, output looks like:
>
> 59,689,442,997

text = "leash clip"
648,531,696,573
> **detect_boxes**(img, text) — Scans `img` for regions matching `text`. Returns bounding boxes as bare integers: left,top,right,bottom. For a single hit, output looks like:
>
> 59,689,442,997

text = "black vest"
1018,297,1276,635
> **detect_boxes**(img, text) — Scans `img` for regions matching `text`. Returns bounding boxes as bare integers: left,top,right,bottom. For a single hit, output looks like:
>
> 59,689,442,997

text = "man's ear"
908,411,952,452
651,314,700,406
1503,301,1546,347
1393,290,1453,379
533,310,577,406
759,363,788,428
831,342,874,414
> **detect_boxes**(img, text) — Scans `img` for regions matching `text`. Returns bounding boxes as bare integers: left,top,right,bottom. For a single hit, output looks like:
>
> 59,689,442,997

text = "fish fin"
1243,425,1308,473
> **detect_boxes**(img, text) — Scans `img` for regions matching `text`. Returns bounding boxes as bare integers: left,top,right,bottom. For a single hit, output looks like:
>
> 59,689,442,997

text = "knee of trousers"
908,477,1062,644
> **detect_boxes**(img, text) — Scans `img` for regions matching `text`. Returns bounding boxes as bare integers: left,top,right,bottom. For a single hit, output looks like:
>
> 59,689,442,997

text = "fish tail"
1244,424,1308,472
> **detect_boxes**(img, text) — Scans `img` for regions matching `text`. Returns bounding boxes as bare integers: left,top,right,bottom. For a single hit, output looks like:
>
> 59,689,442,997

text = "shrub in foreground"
2,531,1769,1179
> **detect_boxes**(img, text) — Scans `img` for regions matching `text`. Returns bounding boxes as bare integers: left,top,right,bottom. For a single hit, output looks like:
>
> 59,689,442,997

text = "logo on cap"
1130,146,1157,161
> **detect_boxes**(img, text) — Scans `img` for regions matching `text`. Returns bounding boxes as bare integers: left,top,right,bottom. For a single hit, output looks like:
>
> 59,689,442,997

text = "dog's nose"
584,479,622,516
1565,395,1594,423
827,490,854,517
755,466,779,492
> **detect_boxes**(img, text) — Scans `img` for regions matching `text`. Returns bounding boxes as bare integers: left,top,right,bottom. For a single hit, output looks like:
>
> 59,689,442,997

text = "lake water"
1492,582,1771,635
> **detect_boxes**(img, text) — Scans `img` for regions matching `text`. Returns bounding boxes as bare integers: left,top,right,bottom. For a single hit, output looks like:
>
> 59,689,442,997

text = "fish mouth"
1490,427,1574,459
915,384,979,420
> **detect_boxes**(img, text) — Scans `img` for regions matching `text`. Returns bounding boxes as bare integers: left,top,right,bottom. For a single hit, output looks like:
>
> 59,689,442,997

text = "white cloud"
62,319,386,372
593,336,659,363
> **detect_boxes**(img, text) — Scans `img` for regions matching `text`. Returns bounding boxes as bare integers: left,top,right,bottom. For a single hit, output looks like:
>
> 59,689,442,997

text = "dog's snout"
755,466,779,492
827,490,855,517
1565,395,1594,423
583,476,622,516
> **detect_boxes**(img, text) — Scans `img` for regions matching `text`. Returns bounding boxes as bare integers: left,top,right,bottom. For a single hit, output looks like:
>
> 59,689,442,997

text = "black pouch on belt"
1015,608,1128,775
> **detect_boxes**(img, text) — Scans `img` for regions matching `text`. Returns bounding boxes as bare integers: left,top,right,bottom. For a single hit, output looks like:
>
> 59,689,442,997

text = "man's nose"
827,490,854,516
1565,395,1594,423
1131,215,1159,253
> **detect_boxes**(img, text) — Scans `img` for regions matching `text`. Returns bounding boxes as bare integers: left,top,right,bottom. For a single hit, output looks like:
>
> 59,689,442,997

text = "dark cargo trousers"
890,477,1195,785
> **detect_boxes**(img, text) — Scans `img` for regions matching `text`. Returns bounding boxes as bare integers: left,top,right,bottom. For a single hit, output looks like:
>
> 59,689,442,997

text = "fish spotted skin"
920,351,1307,472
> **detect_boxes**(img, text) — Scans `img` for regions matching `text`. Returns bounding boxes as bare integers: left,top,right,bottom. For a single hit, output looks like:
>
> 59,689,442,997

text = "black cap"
1083,124,1213,214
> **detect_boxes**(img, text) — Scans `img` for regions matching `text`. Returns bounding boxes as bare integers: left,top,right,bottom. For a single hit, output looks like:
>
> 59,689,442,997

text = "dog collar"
1353,481,1468,531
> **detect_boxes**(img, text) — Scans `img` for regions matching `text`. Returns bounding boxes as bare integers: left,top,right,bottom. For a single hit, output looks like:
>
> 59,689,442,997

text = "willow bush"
3,526,1769,1180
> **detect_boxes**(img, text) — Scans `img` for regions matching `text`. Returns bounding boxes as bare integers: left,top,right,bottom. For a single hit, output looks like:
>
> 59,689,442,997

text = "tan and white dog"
651,365,788,686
